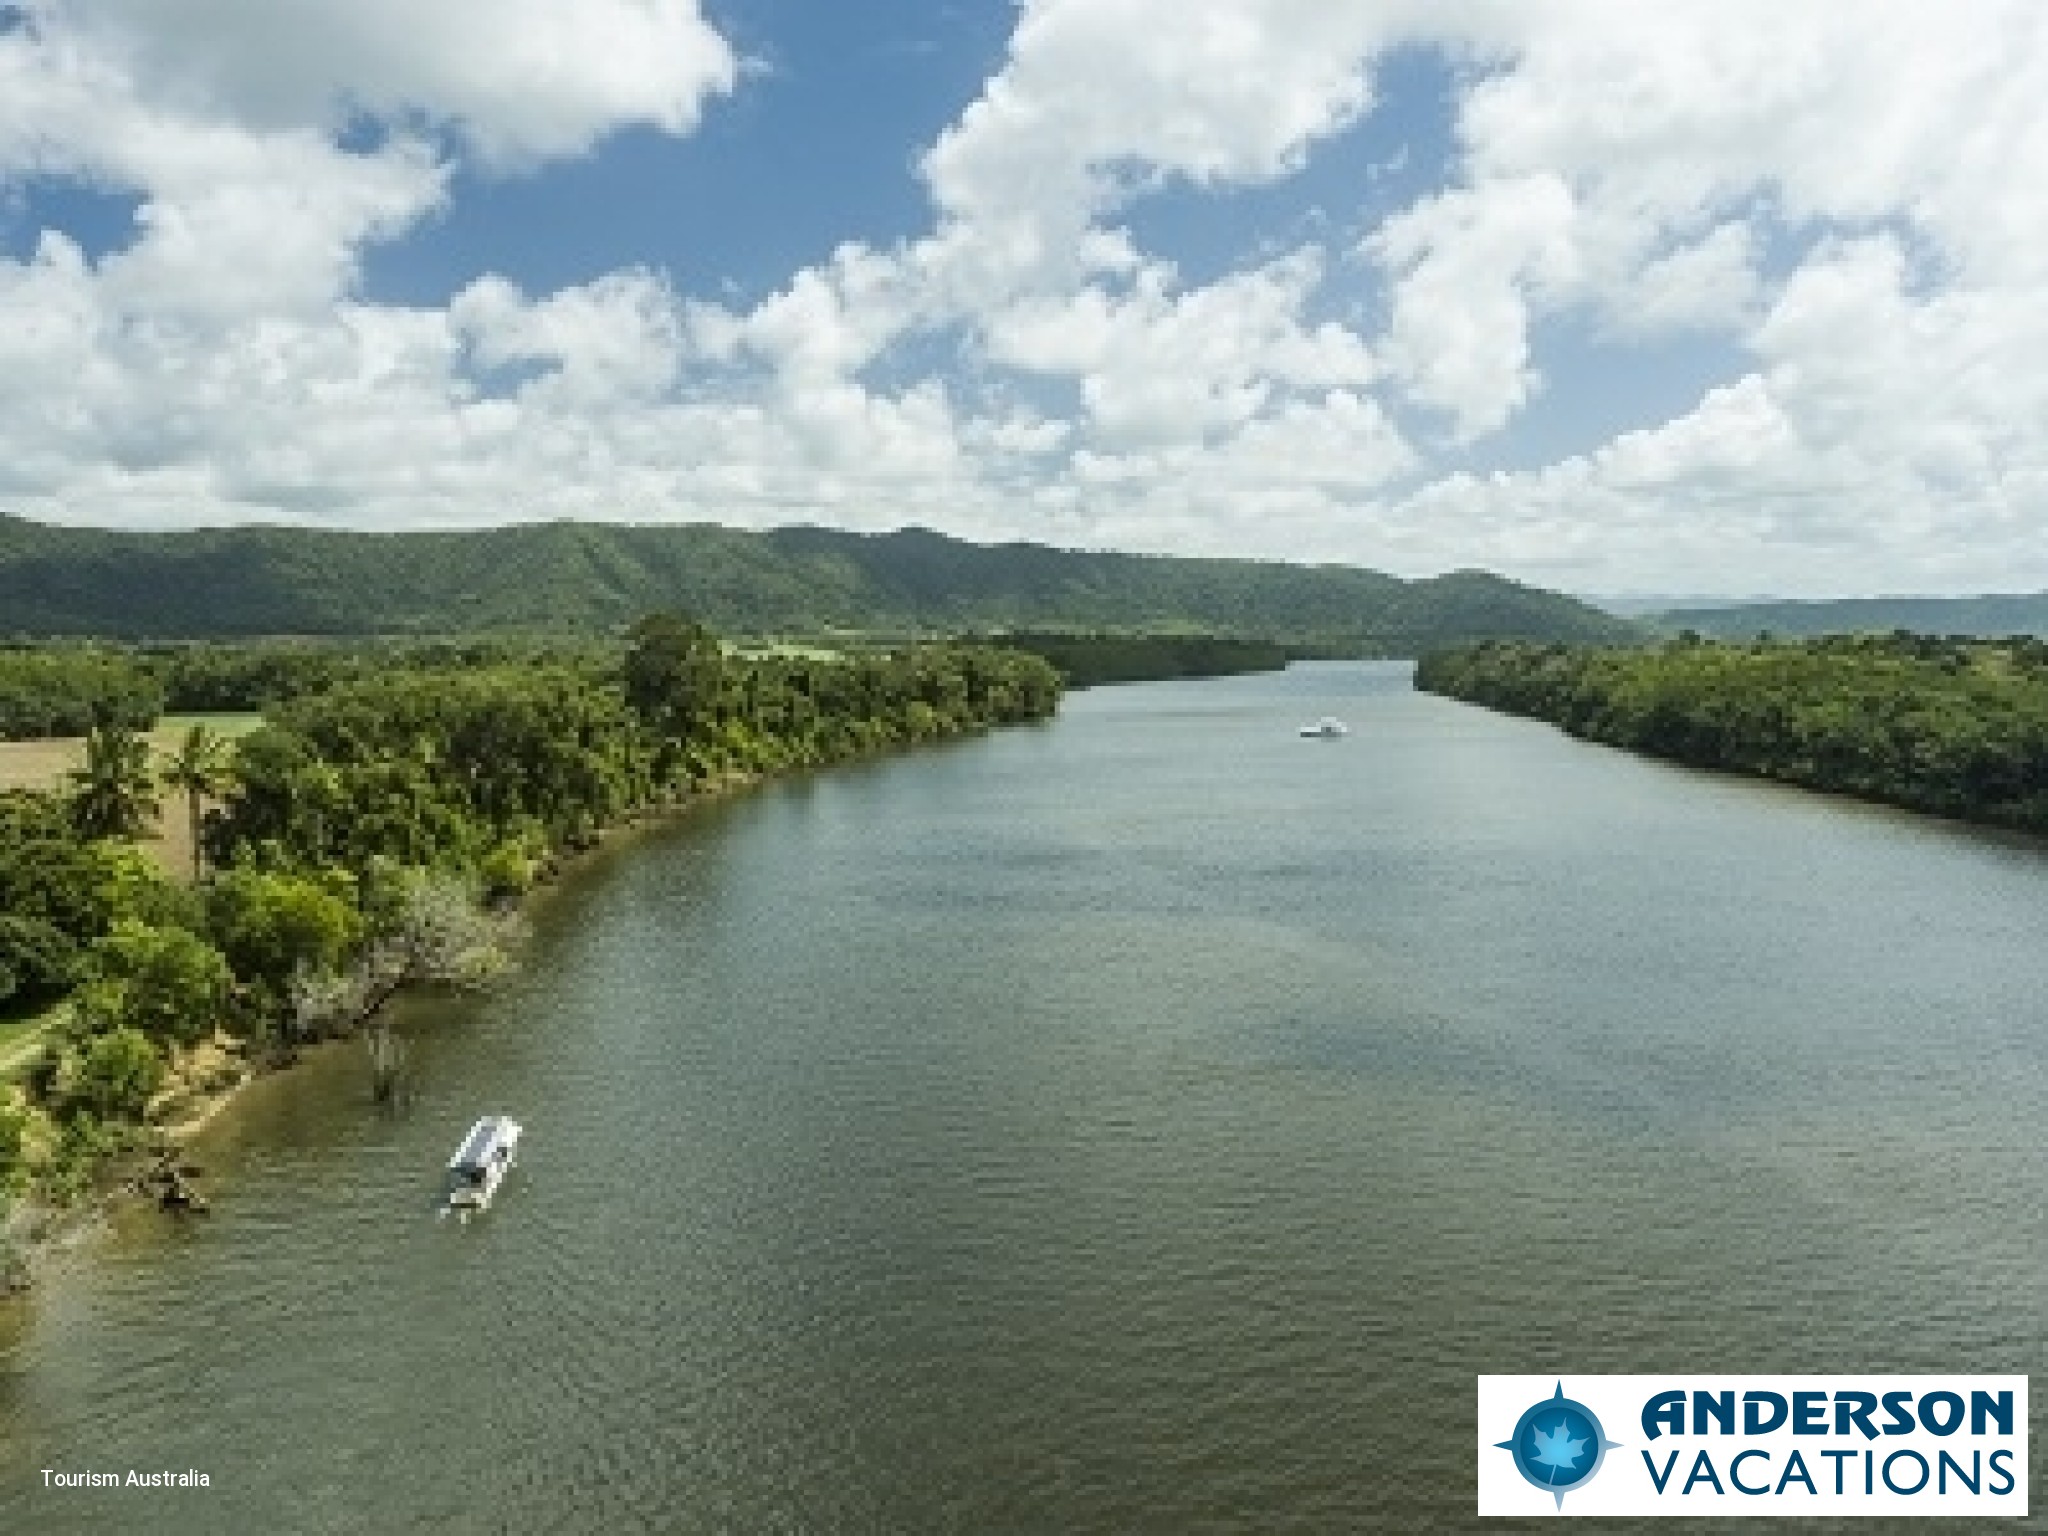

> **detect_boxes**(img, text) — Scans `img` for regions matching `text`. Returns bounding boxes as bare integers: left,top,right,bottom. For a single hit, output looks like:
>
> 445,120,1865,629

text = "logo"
1496,1381,1622,1509
1479,1375,2028,1517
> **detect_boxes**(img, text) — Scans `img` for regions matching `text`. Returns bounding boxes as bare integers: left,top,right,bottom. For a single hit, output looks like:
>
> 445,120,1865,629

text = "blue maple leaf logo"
1496,1383,1618,1509
1527,1419,1587,1478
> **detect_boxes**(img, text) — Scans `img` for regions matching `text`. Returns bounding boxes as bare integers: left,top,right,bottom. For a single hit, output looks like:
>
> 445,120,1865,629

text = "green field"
0,713,264,892
155,713,268,739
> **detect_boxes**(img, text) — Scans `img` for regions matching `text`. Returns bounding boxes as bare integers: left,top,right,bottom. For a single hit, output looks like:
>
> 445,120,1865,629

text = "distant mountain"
1585,594,1780,618
1656,592,2048,639
0,515,1640,651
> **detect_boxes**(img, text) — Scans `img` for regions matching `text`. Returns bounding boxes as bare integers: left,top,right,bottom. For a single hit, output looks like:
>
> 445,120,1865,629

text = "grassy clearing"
155,713,267,739
0,712,263,879
0,712,264,790
0,736,88,795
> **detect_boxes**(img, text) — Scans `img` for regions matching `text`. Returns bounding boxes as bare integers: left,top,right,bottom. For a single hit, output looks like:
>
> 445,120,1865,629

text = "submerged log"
159,1180,209,1214
366,1023,409,1106
144,1158,211,1215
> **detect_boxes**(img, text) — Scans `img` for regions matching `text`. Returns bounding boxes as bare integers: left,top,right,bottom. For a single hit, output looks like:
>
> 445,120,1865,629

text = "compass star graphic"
1496,1382,1623,1510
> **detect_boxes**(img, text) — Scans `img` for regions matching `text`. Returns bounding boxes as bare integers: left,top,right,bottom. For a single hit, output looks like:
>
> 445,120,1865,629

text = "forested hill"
1655,592,2048,640
0,515,1637,650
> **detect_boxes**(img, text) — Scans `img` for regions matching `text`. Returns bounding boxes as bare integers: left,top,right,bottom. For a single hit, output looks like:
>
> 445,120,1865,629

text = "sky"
0,2,2043,598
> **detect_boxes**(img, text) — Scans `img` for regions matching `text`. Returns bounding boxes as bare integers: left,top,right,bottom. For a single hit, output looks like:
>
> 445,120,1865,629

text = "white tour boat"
1298,716,1349,739
445,1115,521,1216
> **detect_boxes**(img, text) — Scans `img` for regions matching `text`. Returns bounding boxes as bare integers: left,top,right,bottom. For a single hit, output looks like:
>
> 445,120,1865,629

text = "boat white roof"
449,1115,520,1172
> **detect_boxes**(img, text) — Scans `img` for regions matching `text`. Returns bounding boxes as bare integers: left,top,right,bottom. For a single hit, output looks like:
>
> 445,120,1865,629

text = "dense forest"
0,621,1060,1232
988,632,1298,688
0,640,593,739
1655,592,2048,640
0,650,165,737
1416,633,2048,833
0,514,1639,652
0,632,1290,738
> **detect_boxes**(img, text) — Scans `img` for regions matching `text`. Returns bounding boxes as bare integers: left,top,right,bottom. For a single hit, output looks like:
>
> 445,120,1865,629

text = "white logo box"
1478,1375,2028,1518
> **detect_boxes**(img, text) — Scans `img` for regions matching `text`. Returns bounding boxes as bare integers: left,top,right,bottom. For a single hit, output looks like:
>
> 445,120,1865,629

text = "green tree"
624,612,725,746
0,914,80,1013
207,868,361,994
159,723,234,882
0,649,162,740
73,922,234,1049
68,722,160,840
65,1027,164,1120
207,726,343,869
0,790,181,1009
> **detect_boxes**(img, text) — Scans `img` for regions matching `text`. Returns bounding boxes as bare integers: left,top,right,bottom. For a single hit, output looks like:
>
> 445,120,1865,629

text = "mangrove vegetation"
1416,632,2048,834
986,631,1299,688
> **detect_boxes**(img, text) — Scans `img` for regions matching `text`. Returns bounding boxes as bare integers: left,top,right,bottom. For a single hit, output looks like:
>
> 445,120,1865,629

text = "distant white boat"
1298,716,1349,739
446,1115,521,1216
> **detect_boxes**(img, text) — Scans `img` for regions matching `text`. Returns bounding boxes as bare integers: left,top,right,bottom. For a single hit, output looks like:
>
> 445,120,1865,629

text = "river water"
3,663,2045,1531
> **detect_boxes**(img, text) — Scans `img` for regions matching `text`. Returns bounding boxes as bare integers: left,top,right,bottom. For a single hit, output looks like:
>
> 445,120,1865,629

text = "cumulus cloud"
1370,173,1577,440
985,250,1377,448
923,0,1392,233
1386,0,2048,593
26,0,737,167
0,0,2043,595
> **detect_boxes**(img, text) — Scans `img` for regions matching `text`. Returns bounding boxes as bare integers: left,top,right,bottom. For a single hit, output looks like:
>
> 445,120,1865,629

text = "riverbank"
0,744,1000,1294
1,825,622,1292
2,636,1063,1292
1417,634,2048,837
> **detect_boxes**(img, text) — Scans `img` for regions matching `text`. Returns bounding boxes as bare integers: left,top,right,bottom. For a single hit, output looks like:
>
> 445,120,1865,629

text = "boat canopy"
449,1115,518,1173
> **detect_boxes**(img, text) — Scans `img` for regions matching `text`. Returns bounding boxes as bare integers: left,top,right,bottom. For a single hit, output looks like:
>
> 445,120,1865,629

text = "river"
4,662,2045,1530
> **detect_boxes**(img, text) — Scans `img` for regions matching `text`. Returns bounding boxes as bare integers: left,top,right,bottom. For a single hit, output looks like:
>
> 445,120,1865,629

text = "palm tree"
69,722,161,840
160,723,234,881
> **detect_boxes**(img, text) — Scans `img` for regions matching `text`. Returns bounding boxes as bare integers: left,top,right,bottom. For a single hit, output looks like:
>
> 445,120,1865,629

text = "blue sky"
359,2,1016,310
0,1,2042,597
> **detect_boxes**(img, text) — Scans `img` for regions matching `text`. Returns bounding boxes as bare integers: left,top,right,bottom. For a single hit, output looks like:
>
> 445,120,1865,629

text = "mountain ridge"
0,514,1639,651
1656,591,2048,639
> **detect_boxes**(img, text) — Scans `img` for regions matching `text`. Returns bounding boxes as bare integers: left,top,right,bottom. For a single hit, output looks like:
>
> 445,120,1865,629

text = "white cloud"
0,19,450,320
1365,3,2047,419
1370,173,1577,440
0,2,745,524
0,0,2044,596
922,0,1392,228
1376,225,2048,595
453,271,687,404
26,0,736,168
985,250,1377,448
1607,221,1762,340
